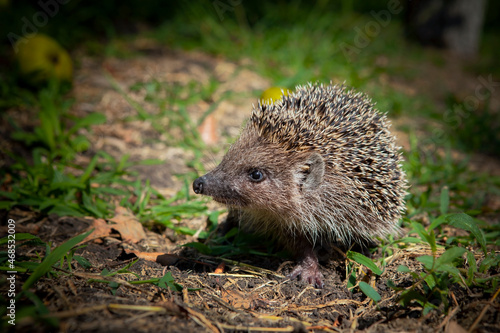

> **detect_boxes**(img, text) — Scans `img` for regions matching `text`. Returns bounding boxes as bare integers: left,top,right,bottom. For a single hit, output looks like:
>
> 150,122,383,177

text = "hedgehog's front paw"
288,240,325,288
289,264,325,288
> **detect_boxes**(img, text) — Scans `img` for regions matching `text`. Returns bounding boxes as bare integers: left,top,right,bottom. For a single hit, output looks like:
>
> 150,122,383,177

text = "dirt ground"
2,42,500,332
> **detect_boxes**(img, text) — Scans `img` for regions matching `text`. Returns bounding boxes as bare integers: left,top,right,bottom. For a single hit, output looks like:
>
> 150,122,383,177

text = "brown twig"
42,303,169,319
468,286,500,333
184,306,220,333
285,299,364,312
437,305,460,330
218,323,295,332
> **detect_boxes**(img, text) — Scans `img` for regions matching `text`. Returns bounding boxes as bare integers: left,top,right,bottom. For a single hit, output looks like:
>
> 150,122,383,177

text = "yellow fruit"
16,34,73,83
260,87,291,104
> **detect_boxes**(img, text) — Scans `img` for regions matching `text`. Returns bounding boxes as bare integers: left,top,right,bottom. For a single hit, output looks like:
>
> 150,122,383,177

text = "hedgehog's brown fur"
193,82,407,288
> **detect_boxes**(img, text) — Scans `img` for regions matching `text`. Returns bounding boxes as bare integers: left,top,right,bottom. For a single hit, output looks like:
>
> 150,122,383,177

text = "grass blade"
347,251,383,275
22,229,94,290
359,281,381,303
440,186,449,215
446,213,487,254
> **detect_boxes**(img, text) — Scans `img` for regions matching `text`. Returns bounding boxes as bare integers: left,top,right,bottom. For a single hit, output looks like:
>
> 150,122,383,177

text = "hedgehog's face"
193,130,325,214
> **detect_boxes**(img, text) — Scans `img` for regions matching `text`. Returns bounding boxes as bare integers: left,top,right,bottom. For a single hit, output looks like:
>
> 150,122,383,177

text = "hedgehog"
193,82,407,288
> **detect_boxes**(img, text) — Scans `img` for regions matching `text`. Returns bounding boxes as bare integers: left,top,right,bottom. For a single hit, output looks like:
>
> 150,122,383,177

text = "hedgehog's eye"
249,169,265,182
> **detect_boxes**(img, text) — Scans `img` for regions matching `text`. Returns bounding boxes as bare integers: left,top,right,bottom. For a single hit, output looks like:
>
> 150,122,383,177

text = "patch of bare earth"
2,42,499,332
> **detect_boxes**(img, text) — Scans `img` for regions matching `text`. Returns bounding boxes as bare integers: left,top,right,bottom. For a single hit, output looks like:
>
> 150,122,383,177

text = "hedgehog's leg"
289,240,324,288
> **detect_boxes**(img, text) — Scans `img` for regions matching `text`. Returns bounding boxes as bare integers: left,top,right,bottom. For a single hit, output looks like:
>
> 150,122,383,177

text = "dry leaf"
445,321,467,333
221,290,255,309
198,114,218,145
214,262,225,274
83,218,113,243
82,207,146,244
124,248,180,266
109,207,146,243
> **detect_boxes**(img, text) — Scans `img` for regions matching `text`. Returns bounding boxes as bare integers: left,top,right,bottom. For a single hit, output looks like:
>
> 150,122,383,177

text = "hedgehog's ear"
297,152,325,192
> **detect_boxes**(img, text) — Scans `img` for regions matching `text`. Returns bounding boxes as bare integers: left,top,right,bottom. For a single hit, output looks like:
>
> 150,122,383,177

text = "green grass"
0,231,92,328
150,3,429,112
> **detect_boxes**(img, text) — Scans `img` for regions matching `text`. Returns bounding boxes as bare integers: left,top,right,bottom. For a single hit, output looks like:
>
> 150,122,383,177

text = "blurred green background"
1,0,499,153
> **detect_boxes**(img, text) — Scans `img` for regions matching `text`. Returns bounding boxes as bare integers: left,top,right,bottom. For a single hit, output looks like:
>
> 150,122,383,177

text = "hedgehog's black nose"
193,177,205,194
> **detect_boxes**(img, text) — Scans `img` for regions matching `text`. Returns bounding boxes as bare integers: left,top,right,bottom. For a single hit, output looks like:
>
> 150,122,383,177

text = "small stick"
467,286,500,333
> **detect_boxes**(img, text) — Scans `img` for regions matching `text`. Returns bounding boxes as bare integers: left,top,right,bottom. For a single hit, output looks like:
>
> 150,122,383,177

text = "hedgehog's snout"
193,176,206,194
193,173,245,206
